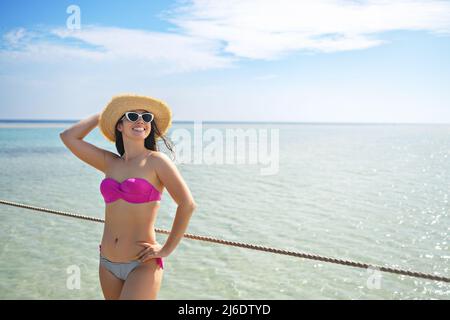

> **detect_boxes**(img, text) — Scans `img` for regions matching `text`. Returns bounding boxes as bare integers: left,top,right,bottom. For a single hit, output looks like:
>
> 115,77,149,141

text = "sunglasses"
121,112,154,123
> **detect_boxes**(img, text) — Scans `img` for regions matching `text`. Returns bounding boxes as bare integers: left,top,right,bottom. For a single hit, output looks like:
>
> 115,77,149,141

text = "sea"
0,120,449,299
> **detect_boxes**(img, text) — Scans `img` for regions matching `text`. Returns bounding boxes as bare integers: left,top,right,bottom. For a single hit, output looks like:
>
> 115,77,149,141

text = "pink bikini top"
100,177,162,204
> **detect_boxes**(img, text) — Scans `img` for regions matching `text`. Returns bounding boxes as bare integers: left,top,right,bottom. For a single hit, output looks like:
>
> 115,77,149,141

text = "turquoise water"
0,122,449,299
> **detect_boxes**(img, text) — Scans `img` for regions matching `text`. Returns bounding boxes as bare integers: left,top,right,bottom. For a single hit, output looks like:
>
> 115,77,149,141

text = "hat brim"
99,94,172,143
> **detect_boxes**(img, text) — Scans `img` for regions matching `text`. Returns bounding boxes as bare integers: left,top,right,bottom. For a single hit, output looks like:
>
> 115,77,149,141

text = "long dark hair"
114,116,175,160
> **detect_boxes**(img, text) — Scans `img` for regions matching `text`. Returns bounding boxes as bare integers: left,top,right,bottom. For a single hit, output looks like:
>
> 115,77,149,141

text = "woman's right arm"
59,113,115,173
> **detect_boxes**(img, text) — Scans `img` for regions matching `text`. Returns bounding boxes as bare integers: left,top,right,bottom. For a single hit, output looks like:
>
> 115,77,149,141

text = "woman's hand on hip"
135,241,169,262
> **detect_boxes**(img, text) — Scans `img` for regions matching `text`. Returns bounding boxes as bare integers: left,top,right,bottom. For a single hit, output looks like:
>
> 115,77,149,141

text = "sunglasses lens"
127,112,139,122
142,113,153,122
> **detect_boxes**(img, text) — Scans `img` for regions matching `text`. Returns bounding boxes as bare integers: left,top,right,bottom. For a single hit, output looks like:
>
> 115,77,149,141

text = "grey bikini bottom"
99,248,164,281
99,254,141,281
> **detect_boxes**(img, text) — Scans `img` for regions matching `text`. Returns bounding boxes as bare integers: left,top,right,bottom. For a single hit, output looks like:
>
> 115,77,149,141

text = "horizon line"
0,119,450,125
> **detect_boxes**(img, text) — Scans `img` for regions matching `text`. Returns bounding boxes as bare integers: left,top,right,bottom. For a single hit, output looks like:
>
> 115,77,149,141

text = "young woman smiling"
60,94,197,300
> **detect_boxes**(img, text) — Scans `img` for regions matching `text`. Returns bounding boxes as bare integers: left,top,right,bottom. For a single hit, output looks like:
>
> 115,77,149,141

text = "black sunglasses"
121,112,154,123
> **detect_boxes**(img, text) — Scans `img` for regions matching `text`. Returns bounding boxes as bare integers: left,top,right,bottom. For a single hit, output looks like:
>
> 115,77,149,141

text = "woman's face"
117,109,152,140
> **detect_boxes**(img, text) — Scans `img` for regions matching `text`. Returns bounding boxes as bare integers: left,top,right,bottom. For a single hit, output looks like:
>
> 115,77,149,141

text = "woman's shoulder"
148,150,173,166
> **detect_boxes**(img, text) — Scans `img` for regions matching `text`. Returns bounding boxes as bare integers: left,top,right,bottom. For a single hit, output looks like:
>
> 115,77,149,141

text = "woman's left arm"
154,152,197,257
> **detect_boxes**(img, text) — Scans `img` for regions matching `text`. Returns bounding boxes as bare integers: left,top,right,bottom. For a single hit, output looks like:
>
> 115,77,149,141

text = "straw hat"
98,94,172,143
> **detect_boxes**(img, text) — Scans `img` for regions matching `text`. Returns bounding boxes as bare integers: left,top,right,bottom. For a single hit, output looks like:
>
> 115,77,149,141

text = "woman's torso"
100,151,164,262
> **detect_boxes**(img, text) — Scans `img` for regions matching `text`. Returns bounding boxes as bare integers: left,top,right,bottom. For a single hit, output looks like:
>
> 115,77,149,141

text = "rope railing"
1,199,449,283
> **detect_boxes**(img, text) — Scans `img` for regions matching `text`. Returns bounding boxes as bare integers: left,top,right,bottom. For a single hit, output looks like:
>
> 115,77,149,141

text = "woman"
60,94,197,300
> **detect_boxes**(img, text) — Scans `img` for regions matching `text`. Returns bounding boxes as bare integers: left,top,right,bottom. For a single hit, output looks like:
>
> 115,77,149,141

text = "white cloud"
164,0,450,59
52,26,236,71
1,26,236,75
2,0,449,71
3,28,27,47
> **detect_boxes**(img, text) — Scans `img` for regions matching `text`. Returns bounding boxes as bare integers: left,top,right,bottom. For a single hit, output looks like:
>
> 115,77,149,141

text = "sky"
1,0,450,123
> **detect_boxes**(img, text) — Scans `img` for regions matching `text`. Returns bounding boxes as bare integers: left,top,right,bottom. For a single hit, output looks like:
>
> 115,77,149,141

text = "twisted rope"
1,199,449,283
